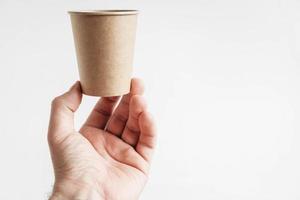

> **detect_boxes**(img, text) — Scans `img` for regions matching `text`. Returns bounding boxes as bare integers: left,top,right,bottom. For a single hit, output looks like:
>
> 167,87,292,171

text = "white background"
1,0,300,199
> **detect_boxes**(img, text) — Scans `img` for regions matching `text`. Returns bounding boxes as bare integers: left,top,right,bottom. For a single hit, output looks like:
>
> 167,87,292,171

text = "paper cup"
69,10,138,97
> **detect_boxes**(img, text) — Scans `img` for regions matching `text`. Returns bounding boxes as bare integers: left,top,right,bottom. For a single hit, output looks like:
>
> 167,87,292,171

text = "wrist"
49,180,104,200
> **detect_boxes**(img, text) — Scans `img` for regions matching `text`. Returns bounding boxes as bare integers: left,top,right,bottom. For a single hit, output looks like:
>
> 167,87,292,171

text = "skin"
48,78,157,200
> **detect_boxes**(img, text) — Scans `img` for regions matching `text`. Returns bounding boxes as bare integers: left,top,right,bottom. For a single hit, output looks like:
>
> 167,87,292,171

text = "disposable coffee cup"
69,10,138,97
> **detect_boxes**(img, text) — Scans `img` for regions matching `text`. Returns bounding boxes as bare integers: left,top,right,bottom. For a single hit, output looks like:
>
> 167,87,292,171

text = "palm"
48,79,156,200
86,126,148,194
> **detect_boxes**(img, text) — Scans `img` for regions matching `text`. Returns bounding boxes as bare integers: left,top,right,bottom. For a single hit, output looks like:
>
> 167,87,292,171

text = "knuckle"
51,96,64,108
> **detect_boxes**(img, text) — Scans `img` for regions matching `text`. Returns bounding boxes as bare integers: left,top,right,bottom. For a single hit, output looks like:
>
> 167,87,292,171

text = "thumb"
48,81,82,143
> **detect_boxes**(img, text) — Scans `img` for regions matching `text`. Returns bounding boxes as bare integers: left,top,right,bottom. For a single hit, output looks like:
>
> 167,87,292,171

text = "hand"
48,79,157,200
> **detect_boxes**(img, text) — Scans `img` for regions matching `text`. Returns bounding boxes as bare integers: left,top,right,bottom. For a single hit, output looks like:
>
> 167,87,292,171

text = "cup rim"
68,10,139,16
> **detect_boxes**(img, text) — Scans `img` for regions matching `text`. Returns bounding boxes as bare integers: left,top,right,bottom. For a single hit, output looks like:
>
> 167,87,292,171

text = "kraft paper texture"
69,10,138,97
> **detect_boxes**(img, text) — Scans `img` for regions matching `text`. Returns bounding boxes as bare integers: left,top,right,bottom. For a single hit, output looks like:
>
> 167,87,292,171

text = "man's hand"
48,79,157,200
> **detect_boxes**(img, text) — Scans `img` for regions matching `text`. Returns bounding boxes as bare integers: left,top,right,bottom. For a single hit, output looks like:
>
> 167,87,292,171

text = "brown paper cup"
69,10,138,97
